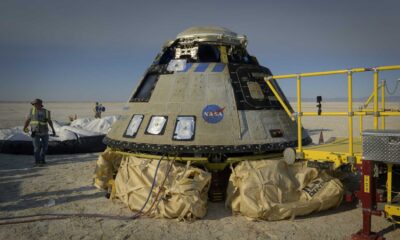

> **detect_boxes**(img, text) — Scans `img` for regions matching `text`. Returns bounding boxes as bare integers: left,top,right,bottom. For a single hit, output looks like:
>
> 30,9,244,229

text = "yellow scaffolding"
265,65,400,169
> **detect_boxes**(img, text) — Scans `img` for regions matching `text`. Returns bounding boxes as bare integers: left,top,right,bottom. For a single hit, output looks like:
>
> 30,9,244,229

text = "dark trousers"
32,134,49,164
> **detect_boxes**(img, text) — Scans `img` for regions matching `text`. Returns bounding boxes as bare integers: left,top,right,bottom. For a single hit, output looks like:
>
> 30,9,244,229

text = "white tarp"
70,116,118,134
0,116,118,142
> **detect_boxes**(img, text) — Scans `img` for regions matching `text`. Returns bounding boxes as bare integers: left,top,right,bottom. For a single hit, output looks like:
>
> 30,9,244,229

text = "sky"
0,0,399,102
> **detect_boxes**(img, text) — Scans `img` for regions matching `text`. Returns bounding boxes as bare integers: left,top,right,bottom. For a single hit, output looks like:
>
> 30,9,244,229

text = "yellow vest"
30,108,50,134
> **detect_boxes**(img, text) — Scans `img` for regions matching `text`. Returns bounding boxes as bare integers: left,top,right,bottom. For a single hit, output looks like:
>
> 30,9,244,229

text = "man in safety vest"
23,99,56,166
94,102,105,119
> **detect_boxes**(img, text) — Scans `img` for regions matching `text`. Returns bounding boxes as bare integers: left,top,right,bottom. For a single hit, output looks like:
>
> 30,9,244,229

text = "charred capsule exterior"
104,26,311,157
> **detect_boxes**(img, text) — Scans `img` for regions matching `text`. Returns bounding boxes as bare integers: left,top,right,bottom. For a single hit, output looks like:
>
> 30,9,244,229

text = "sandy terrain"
0,102,126,129
1,102,400,240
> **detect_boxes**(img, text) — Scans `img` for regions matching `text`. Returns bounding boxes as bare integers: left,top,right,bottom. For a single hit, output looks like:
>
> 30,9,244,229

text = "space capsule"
104,26,311,164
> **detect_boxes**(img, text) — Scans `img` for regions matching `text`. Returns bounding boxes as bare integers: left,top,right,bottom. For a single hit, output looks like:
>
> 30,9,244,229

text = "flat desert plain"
1,101,400,240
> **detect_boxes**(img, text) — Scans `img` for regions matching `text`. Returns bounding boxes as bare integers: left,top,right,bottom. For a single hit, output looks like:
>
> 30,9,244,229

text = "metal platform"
297,137,362,169
266,65,400,238
265,65,400,170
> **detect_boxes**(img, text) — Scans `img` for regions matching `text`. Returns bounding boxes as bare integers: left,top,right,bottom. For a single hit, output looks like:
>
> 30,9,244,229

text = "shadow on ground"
378,224,399,236
297,201,357,220
45,153,99,166
307,128,333,136
203,202,232,220
0,153,99,170
0,185,103,212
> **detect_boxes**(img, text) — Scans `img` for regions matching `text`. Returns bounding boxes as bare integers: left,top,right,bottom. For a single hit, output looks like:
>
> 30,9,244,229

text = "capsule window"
157,48,176,65
145,116,168,135
247,81,265,100
198,45,220,62
124,114,144,138
130,74,159,102
173,116,196,141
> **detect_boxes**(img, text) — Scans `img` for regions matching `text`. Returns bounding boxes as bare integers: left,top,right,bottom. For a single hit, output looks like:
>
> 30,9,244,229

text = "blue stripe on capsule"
179,63,193,72
212,63,225,72
194,63,209,72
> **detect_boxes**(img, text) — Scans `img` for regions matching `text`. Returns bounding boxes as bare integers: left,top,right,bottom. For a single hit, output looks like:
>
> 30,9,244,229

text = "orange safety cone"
319,130,324,144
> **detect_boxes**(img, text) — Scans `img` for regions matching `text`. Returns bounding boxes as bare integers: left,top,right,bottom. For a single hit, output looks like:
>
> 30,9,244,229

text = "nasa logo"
202,105,225,124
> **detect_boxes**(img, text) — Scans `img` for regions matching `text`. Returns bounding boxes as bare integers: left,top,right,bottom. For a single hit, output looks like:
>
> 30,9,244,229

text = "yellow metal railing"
358,81,387,137
265,65,400,166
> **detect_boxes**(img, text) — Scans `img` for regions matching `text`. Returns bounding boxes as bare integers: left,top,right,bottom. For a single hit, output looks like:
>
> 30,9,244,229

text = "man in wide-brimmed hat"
23,99,56,166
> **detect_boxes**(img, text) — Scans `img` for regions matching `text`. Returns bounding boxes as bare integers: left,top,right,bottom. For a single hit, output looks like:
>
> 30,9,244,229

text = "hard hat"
31,98,43,106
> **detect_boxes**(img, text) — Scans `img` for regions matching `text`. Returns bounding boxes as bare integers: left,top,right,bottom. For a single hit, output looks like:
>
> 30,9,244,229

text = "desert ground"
1,101,400,240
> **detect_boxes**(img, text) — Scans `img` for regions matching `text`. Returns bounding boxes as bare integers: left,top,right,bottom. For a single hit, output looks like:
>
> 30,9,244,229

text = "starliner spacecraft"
104,26,311,163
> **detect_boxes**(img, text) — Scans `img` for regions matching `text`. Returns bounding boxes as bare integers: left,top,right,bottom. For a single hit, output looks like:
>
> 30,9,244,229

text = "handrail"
269,66,400,80
265,80,294,120
265,65,400,164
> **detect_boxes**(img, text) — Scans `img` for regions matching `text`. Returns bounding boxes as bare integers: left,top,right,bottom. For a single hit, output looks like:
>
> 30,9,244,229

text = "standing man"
23,99,56,166
94,102,101,118
99,103,105,118
94,102,105,119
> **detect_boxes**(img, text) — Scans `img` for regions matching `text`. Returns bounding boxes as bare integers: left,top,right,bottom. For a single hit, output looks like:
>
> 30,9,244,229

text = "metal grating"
362,130,400,163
